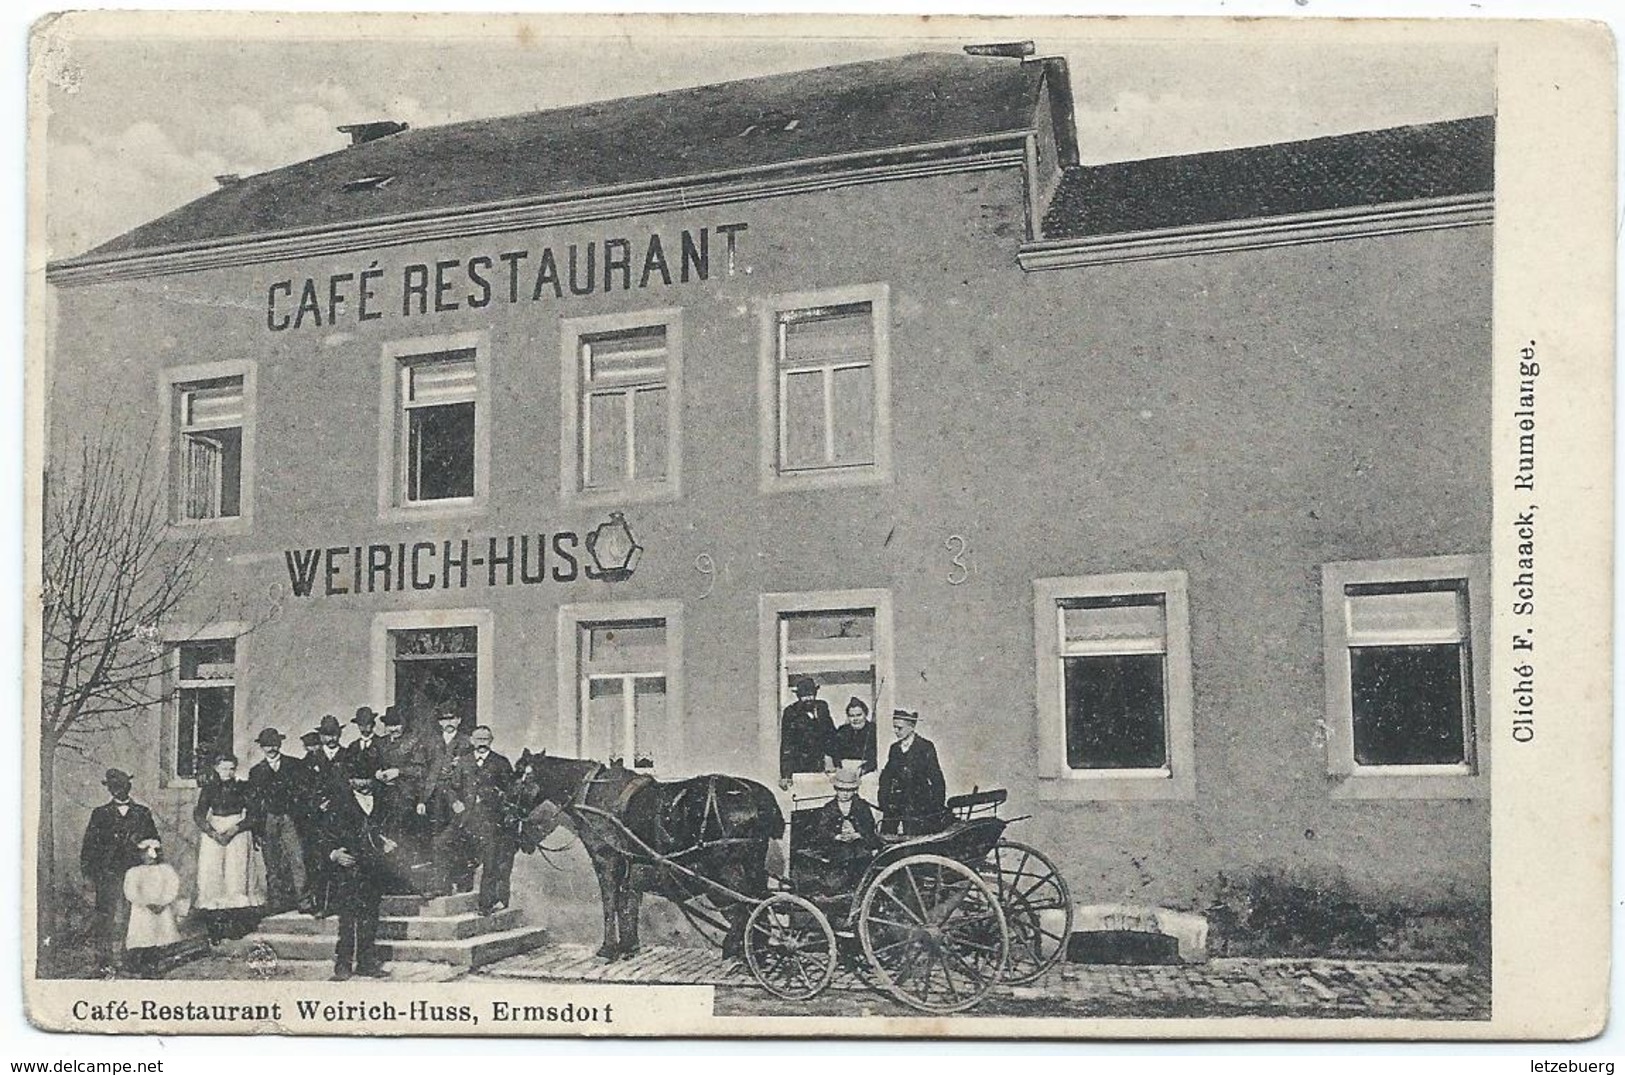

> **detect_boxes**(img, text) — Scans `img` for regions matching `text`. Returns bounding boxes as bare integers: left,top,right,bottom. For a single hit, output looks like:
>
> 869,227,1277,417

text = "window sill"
1328,770,1487,800
565,482,681,508
1037,771,1195,802
378,499,485,523
166,516,252,539
761,465,891,496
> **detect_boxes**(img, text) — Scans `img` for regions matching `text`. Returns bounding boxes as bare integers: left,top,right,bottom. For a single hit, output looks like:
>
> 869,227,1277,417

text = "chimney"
337,120,408,147
213,174,242,188
963,41,1035,59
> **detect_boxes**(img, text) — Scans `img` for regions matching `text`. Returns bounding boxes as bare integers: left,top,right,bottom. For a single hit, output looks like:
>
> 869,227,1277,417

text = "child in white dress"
122,837,183,977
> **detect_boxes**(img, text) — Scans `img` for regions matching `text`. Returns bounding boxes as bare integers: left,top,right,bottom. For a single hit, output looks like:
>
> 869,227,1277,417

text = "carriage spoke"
864,912,919,932
942,944,988,990
876,884,925,924
906,868,927,920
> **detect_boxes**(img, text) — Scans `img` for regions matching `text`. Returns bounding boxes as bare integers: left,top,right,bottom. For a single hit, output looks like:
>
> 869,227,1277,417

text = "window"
758,590,893,777
1322,555,1489,799
378,333,488,518
170,639,236,783
757,284,891,492
558,602,684,773
161,361,254,530
1034,573,1194,800
560,310,682,504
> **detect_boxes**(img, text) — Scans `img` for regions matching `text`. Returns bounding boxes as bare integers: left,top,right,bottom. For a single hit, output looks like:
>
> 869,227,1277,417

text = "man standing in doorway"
778,676,835,791
315,756,398,980
79,769,159,975
422,705,472,897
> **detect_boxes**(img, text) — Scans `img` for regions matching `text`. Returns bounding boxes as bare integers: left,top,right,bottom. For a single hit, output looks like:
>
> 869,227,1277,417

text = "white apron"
123,863,182,949
195,811,267,910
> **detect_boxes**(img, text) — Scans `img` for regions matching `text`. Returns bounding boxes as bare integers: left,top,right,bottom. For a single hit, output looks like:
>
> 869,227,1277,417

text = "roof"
73,52,1058,262
1040,116,1495,240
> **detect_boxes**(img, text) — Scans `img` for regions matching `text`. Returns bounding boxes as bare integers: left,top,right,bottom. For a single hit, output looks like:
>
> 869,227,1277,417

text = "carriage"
739,788,1073,1013
511,754,1072,1014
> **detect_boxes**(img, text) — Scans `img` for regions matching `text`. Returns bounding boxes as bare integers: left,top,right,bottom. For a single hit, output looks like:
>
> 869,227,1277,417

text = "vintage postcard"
23,11,1615,1039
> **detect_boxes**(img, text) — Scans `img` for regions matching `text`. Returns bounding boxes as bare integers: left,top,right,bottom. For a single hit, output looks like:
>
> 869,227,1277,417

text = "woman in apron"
193,753,266,943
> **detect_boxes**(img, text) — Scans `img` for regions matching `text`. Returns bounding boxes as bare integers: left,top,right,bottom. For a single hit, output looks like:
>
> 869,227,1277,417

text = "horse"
510,750,785,961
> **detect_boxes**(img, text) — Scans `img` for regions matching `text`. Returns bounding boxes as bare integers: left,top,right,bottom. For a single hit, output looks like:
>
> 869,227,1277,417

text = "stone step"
379,892,479,917
247,924,549,969
256,908,523,940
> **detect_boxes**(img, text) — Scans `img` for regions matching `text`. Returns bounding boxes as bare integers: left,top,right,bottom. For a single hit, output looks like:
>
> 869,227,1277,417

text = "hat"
846,696,870,715
136,837,162,851
436,708,462,722
892,708,921,724
102,768,132,788
831,765,862,791
380,707,402,728
255,727,284,747
317,714,342,736
299,730,322,748
344,754,376,780
791,675,818,696
352,706,377,728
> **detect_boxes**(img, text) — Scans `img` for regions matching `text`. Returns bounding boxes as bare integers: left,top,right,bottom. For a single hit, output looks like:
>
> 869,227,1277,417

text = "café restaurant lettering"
265,221,749,332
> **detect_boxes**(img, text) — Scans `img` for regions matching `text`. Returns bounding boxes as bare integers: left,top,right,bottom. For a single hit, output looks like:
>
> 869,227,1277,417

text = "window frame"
755,283,892,494
758,589,893,779
369,607,494,734
1033,572,1195,801
1321,554,1490,800
159,360,256,535
377,331,490,521
557,600,685,774
160,622,248,789
559,308,684,507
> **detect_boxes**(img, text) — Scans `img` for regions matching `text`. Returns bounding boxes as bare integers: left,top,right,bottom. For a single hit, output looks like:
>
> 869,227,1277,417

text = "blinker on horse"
511,750,785,960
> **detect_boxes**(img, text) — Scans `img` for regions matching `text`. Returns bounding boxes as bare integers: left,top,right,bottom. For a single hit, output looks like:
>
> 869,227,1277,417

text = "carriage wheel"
857,854,1009,1013
982,839,1073,984
743,893,838,1001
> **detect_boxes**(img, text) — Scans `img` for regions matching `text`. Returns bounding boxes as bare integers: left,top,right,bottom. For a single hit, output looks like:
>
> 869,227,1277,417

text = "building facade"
44,50,1495,955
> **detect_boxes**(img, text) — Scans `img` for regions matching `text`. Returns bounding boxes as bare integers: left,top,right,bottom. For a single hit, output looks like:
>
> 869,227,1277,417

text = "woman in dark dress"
193,754,266,943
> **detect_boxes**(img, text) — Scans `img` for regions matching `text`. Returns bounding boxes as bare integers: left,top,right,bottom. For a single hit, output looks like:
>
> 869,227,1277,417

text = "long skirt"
195,812,267,911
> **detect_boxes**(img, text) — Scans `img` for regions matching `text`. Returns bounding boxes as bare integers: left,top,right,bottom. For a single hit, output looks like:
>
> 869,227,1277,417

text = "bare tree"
38,430,211,959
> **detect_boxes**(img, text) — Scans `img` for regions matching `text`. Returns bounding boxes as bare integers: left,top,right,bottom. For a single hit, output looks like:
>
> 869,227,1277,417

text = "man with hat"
314,754,399,980
778,675,835,791
247,727,310,913
801,765,882,897
376,706,431,893
79,768,158,973
878,708,948,836
421,703,473,896
302,714,348,803
454,725,517,915
342,706,385,787
293,728,329,896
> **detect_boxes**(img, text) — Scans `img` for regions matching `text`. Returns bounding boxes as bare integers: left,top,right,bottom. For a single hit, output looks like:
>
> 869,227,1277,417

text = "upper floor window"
162,360,254,530
757,284,891,493
379,333,489,518
560,310,682,505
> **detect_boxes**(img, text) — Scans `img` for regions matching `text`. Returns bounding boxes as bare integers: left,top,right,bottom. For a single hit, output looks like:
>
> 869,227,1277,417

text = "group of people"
80,703,521,980
779,675,949,836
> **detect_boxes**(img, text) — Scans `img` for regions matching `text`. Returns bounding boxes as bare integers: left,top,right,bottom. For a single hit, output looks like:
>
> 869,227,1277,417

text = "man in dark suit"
80,768,160,974
246,727,311,913
801,766,882,897
421,705,473,896
302,714,348,805
457,725,516,915
314,756,399,980
373,707,426,892
878,708,948,836
341,706,384,786
778,676,835,791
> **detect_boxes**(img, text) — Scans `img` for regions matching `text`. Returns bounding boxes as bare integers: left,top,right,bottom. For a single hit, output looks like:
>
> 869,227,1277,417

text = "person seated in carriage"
797,765,883,899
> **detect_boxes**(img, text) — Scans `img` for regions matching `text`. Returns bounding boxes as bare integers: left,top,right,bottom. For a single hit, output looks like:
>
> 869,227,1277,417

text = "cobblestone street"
483,942,1491,1021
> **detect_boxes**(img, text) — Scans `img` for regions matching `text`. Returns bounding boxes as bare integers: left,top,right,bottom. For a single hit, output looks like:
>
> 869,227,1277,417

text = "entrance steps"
247,891,548,969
